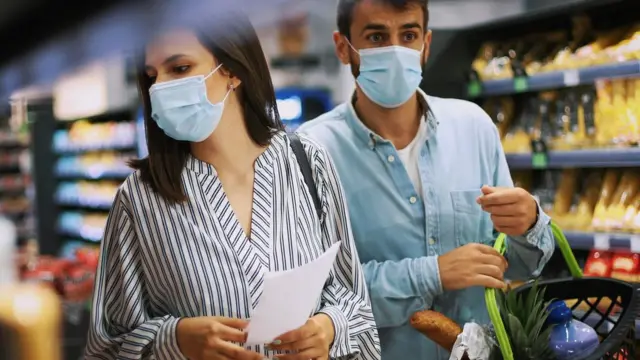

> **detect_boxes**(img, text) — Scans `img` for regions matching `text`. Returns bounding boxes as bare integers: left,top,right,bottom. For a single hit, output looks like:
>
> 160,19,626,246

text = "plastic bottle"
547,300,599,360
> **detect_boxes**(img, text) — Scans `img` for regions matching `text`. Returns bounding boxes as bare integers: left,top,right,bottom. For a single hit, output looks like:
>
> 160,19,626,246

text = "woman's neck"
190,101,265,177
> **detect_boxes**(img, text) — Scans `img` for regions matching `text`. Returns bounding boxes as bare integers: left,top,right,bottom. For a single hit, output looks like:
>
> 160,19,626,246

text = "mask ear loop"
204,63,224,80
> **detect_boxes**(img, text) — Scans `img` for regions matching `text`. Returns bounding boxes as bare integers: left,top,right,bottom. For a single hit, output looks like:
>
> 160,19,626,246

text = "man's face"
334,0,432,77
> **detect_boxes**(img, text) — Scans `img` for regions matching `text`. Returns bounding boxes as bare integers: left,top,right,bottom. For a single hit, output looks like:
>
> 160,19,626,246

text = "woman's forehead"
145,28,204,65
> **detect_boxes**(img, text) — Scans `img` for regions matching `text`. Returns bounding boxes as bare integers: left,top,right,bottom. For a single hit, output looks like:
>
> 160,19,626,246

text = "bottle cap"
547,300,573,325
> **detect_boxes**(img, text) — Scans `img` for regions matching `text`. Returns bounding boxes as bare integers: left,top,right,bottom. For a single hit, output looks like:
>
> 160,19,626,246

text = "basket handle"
484,221,583,360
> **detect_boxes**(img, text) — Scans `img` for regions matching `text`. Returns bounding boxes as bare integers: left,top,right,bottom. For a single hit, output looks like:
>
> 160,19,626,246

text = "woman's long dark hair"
130,11,283,203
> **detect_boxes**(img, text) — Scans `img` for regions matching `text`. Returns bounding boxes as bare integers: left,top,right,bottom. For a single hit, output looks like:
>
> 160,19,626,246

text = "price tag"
563,69,580,86
594,233,610,250
467,81,481,97
630,235,640,253
514,76,528,92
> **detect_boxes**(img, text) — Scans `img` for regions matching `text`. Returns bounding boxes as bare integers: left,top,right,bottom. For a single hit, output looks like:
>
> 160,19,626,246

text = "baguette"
410,310,463,352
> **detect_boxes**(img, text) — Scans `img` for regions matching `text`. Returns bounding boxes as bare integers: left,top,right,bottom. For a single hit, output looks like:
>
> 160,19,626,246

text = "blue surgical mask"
351,45,424,108
149,64,232,142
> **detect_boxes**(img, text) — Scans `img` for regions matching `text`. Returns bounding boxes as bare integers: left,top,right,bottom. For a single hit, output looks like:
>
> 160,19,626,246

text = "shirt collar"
345,88,438,149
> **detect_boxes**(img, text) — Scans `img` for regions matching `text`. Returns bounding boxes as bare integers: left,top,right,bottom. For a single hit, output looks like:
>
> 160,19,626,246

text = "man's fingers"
477,191,518,206
473,274,506,289
481,203,520,216
476,264,505,281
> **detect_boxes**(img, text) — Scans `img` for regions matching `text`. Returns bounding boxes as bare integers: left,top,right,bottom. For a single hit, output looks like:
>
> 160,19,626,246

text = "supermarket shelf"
54,142,136,154
505,148,640,169
469,60,640,98
564,231,640,251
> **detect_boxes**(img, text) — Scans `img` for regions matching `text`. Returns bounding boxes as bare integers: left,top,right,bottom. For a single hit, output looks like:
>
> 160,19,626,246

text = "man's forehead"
352,0,423,29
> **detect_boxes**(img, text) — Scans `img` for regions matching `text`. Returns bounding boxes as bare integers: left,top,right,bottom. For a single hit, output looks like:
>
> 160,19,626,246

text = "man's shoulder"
297,103,353,147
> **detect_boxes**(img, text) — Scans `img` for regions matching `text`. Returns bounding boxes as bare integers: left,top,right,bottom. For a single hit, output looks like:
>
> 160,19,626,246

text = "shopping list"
245,241,342,345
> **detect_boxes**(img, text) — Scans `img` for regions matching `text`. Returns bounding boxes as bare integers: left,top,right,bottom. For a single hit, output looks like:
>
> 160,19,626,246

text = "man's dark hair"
130,11,283,203
337,0,429,38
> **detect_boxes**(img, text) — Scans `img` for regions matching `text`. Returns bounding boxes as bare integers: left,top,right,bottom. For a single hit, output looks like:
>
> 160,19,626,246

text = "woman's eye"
173,65,190,74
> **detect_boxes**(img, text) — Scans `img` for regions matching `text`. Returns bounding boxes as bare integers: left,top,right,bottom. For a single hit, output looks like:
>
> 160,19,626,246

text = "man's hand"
269,314,334,360
438,243,508,290
476,185,538,236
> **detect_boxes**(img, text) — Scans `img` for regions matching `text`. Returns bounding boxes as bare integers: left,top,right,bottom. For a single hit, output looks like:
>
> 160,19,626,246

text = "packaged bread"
574,171,604,230
411,310,462,352
606,170,640,231
553,169,579,219
592,170,621,231
622,192,640,232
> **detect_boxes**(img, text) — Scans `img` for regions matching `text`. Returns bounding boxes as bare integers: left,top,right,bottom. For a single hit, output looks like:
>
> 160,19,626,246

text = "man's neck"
353,87,422,149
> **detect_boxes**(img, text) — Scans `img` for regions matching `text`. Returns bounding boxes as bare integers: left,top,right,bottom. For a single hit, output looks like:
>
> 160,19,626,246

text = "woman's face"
144,28,230,104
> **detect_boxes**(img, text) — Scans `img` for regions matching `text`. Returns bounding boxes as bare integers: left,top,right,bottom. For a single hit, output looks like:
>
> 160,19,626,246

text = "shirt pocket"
450,189,484,247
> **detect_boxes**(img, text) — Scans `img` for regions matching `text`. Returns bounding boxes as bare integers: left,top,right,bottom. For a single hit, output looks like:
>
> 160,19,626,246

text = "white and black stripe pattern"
85,132,381,360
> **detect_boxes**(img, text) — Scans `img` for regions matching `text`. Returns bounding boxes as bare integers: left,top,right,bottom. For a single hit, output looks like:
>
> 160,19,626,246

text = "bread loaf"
410,310,463,352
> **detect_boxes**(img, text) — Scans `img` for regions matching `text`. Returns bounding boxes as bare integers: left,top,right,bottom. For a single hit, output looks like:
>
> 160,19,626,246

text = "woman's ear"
228,75,242,90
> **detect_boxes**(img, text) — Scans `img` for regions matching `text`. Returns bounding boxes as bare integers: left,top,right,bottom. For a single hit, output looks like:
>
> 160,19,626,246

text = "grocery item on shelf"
584,250,613,277
0,174,25,191
58,211,108,242
53,120,136,153
56,152,134,178
0,196,30,215
471,18,640,80
0,152,21,168
56,180,120,209
610,252,640,283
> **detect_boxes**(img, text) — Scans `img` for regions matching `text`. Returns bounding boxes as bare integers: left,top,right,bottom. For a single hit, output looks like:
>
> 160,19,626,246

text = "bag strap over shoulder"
287,133,322,219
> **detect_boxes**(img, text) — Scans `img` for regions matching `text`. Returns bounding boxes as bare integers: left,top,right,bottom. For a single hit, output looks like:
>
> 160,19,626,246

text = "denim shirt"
297,90,554,360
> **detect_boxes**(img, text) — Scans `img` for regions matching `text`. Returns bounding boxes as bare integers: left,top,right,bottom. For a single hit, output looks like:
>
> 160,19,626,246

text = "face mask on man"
149,63,232,142
348,42,424,109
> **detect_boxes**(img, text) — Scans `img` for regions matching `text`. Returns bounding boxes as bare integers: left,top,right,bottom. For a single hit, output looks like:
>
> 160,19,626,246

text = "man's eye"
368,33,384,43
403,32,417,42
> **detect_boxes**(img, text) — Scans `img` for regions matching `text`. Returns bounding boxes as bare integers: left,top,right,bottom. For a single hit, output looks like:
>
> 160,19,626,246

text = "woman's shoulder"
117,169,155,205
276,130,331,171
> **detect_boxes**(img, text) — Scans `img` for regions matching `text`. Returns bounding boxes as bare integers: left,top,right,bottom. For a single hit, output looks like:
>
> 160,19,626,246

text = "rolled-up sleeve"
310,141,381,359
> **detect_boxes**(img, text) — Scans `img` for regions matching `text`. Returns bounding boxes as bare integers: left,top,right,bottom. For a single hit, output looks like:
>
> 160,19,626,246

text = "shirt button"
387,155,395,163
409,196,417,204
429,237,436,245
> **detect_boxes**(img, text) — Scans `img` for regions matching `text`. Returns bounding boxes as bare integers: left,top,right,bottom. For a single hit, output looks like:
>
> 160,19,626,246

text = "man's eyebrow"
401,22,422,30
360,23,388,35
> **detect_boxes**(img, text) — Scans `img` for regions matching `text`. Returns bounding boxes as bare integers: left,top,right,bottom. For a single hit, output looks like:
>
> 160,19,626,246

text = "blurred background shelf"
505,148,640,169
564,231,640,251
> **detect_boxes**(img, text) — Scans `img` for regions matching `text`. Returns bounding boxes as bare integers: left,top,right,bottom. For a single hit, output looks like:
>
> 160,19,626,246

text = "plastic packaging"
449,323,493,360
0,216,17,286
547,300,599,360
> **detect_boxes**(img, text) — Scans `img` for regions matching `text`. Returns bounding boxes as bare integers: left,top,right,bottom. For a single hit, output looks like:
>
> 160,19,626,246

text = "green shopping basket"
486,222,640,360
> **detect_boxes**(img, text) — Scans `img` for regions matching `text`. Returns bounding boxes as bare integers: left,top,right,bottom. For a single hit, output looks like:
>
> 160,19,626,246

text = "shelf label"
530,139,548,169
594,233,610,250
630,235,640,253
514,76,528,92
531,153,548,168
467,81,481,97
563,69,580,86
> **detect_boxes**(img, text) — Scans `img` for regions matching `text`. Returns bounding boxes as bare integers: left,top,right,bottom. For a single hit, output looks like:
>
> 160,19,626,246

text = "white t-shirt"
396,118,428,199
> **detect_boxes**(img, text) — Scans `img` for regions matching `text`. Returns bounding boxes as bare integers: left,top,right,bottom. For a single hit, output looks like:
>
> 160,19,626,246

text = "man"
297,0,555,359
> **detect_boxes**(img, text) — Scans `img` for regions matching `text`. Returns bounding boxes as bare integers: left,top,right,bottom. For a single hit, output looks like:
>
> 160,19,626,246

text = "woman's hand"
269,314,335,360
176,316,263,360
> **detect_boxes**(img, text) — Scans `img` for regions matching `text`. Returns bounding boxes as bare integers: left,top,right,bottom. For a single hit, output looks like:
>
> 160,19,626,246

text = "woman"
84,11,380,360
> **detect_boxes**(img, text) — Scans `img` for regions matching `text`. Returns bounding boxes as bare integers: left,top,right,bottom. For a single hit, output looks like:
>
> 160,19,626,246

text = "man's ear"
333,31,351,65
422,29,432,65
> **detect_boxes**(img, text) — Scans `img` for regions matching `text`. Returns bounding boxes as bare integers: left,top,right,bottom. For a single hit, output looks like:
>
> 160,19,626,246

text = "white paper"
245,242,342,345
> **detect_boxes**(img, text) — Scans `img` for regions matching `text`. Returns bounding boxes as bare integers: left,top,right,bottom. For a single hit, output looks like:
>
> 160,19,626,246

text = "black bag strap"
287,133,322,219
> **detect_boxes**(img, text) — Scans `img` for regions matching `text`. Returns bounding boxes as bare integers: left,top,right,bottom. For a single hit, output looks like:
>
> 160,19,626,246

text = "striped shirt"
85,132,381,360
